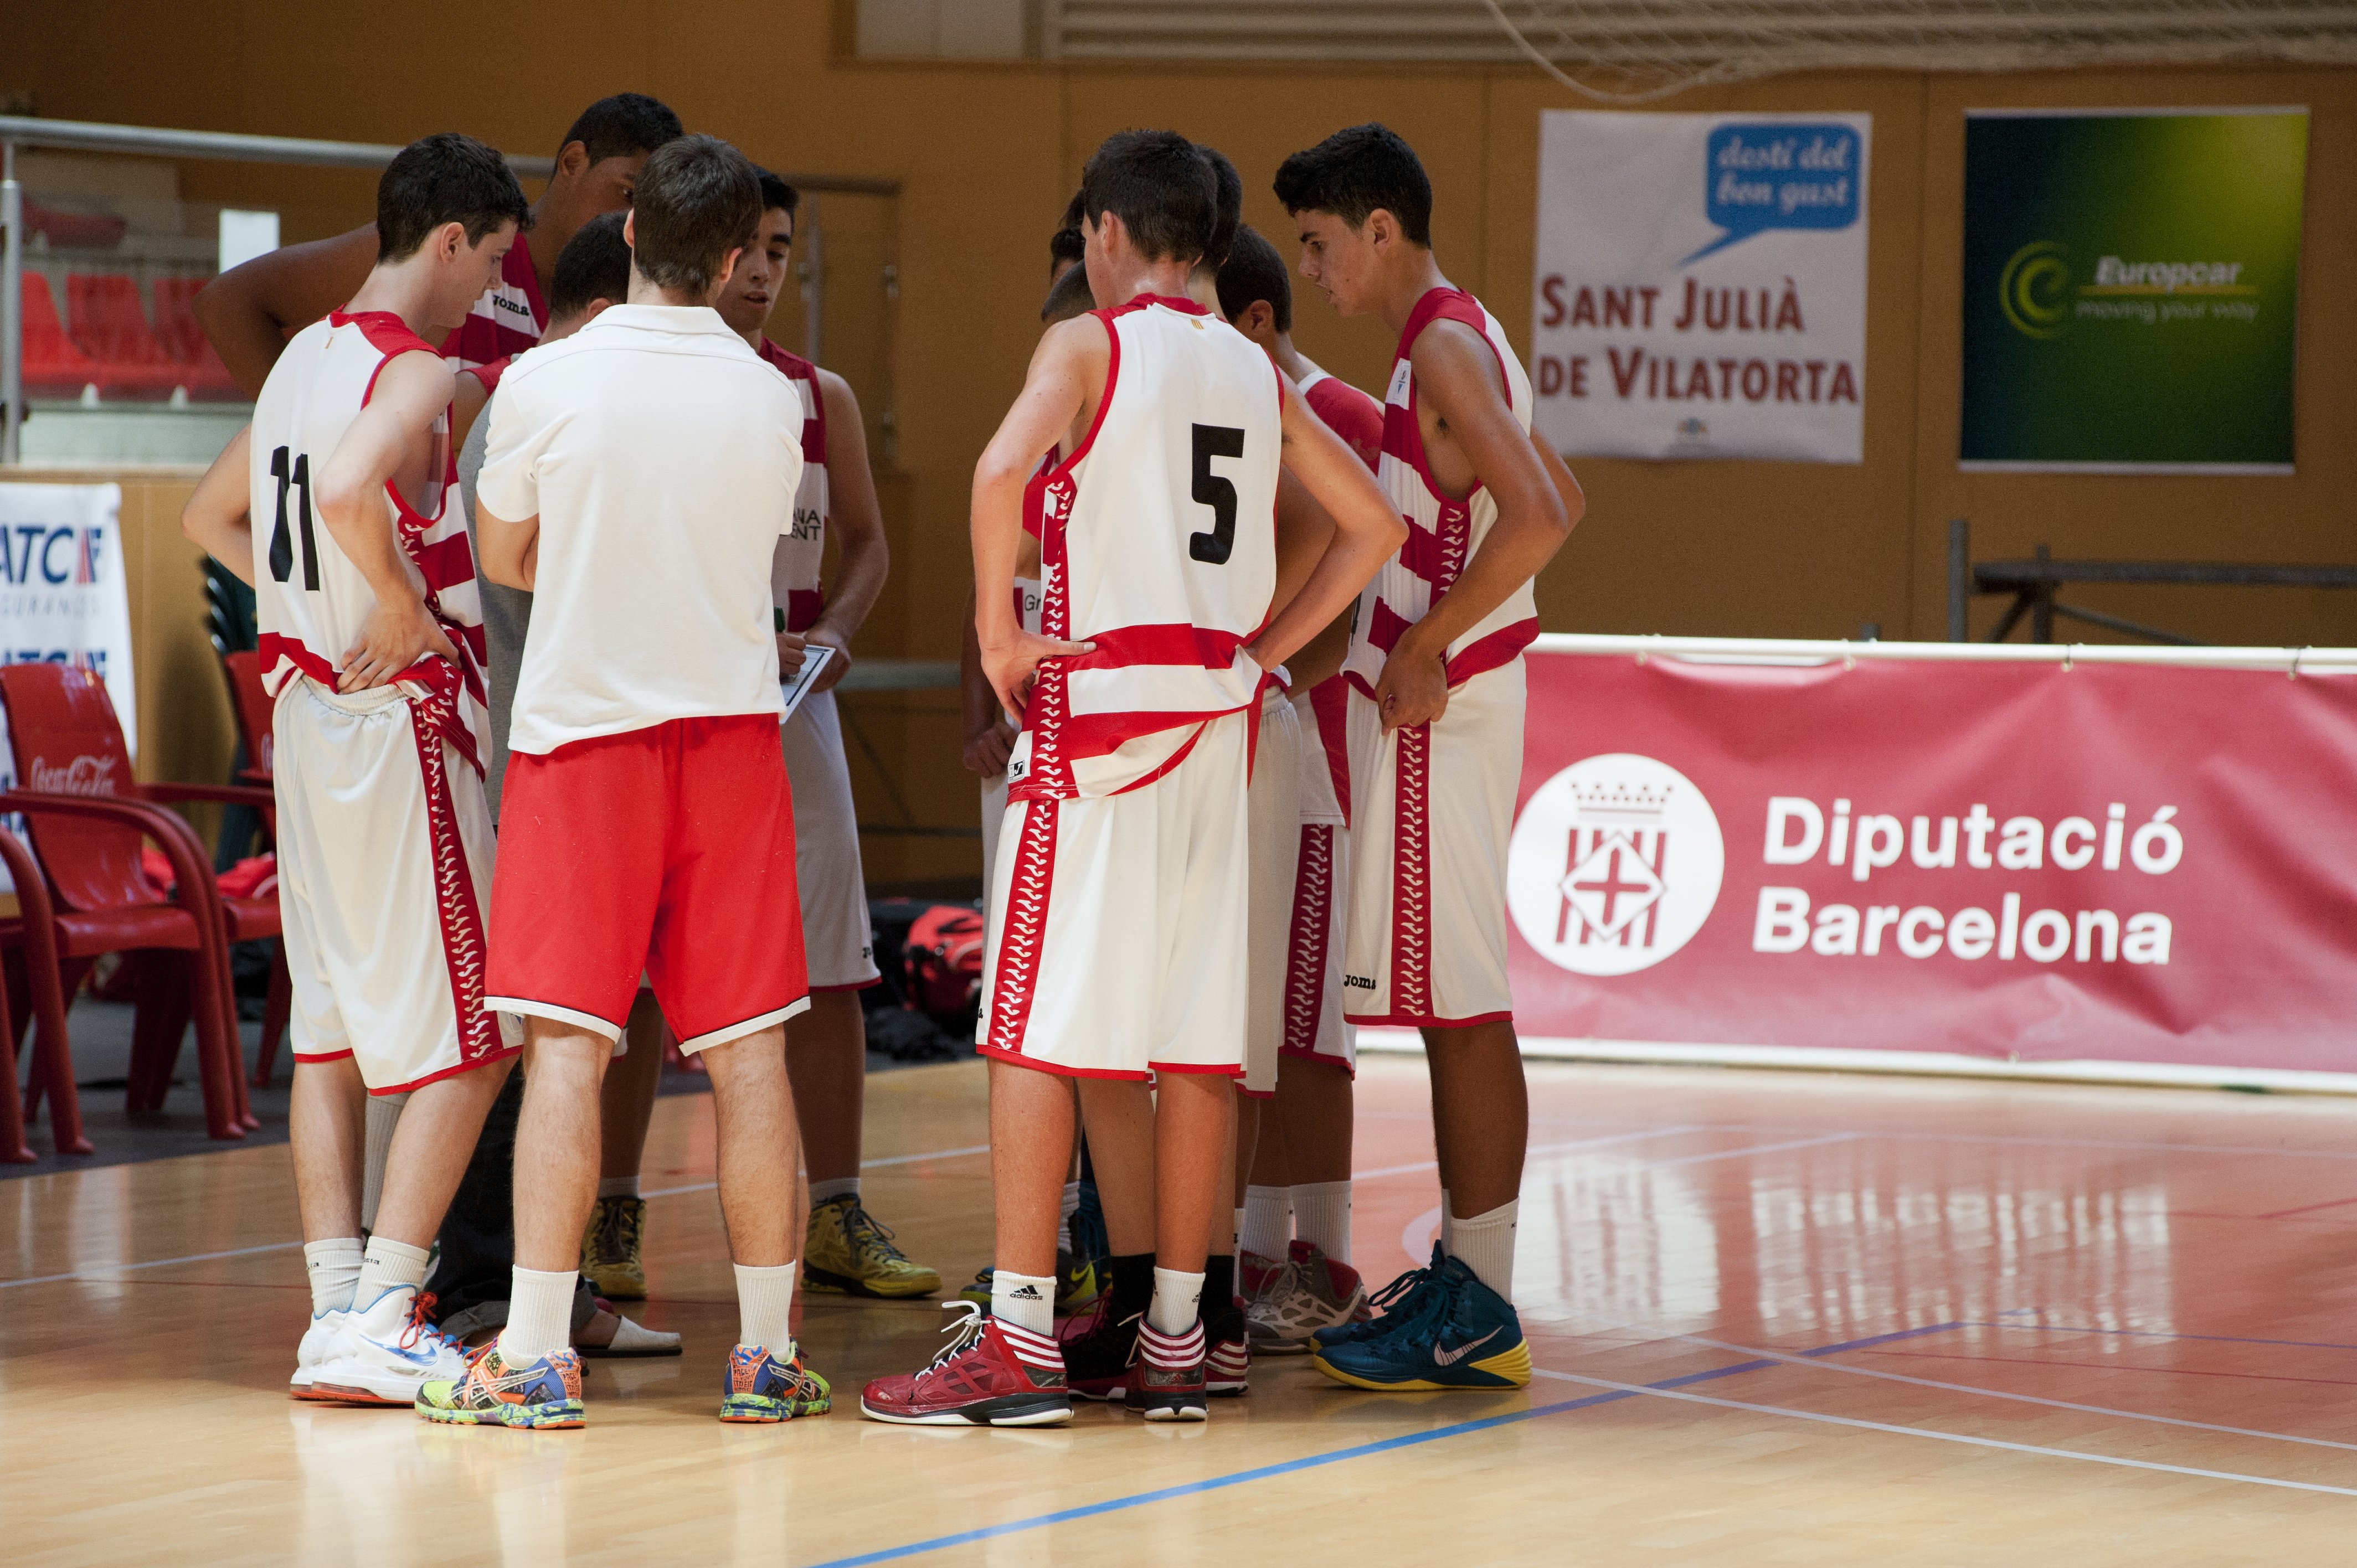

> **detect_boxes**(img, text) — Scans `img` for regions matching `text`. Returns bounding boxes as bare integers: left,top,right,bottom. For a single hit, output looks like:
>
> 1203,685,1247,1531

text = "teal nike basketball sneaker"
1312,1243,1445,1352
1312,1255,1531,1391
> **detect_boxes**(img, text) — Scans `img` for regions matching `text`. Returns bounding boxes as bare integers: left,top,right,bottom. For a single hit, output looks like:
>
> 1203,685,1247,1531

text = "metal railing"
0,114,899,463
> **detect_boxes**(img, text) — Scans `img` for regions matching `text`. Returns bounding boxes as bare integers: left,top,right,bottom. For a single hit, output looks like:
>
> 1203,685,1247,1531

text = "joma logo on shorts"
1343,974,1376,990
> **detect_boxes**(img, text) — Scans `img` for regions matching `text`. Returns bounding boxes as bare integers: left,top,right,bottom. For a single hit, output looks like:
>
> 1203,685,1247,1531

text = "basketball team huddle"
178,94,1582,1430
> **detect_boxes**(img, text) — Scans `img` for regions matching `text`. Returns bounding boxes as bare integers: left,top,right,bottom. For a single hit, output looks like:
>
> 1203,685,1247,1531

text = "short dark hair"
1049,225,1085,270
1079,130,1216,267
1196,146,1242,272
755,168,800,221
1273,122,1432,247
1214,223,1291,333
555,92,684,168
548,210,632,320
630,134,761,296
1039,260,1097,323
376,133,531,262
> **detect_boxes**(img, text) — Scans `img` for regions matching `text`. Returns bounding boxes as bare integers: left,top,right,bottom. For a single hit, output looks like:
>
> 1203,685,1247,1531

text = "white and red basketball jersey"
250,311,489,761
1013,295,1282,800
440,240,545,374
1300,368,1385,473
1341,287,1540,694
759,339,832,633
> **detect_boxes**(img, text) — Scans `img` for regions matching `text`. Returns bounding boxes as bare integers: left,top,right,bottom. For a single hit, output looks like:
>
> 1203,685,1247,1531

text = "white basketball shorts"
979,710,1250,1081
979,770,1010,924
1243,688,1304,1097
274,676,513,1094
780,688,881,991
1342,659,1525,1029
1282,684,1355,1072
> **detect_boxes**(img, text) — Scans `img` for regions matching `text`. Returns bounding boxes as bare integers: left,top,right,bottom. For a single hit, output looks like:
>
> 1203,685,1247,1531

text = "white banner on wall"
0,483,138,892
1532,110,1870,464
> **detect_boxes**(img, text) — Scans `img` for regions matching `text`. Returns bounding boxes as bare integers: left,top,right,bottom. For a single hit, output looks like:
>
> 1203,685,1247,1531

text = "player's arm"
971,318,1099,715
794,369,889,697
180,425,258,587
192,224,383,399
450,369,493,455
311,349,462,692
959,582,1016,777
1250,383,1406,674
1377,324,1574,729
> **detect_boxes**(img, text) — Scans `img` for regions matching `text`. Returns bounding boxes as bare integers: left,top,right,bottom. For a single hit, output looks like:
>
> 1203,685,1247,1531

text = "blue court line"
803,1322,1967,1568
1959,1319,2357,1354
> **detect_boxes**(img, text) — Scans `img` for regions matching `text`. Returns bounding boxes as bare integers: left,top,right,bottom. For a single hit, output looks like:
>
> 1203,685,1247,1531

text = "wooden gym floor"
6,1053,2356,1564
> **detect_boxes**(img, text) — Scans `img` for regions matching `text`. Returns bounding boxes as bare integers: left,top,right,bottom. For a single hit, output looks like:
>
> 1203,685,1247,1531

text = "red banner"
1507,643,2357,1072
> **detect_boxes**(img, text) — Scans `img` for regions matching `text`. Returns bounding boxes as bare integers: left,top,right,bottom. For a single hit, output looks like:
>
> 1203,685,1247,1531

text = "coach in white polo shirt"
451,135,830,1427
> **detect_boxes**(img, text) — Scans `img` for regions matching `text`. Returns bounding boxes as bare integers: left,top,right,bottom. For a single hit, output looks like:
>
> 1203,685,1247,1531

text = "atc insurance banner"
0,484,138,893
1531,110,1869,463
1505,642,2357,1075
1961,108,2307,473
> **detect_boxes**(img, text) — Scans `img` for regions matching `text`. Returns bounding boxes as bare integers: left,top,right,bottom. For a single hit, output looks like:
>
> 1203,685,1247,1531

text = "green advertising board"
1961,108,2307,473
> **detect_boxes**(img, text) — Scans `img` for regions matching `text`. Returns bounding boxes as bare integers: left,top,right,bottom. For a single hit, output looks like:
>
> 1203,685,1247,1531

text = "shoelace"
594,1199,641,1262
841,1201,912,1262
1250,1256,1301,1306
1380,1267,1465,1350
398,1291,458,1355
922,1301,991,1375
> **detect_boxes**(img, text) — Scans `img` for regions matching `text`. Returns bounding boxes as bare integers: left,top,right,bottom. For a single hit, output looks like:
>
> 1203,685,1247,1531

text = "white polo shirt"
478,303,804,755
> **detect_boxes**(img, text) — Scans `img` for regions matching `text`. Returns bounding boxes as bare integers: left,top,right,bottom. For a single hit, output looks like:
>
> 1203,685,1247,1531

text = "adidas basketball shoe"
1311,1256,1531,1392
718,1343,832,1422
1249,1240,1371,1355
1124,1319,1208,1422
308,1287,470,1406
859,1302,1072,1426
804,1195,943,1299
415,1345,586,1429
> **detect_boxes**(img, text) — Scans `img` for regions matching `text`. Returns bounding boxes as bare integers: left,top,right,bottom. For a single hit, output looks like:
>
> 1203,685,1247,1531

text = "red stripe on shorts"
984,799,1058,1055
1282,822,1335,1055
405,685,498,1067
1390,724,1433,1019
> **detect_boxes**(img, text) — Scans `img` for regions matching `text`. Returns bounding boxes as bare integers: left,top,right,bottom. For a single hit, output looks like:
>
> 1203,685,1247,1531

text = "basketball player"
177,134,530,1405
195,94,685,398
860,130,1402,1426
430,136,825,1428
430,210,676,1359
1275,123,1584,1392
1047,191,1085,283
712,169,941,1301
1215,221,1380,1350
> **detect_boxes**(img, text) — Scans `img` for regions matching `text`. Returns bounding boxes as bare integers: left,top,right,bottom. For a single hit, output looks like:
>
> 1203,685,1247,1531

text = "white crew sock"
734,1262,797,1352
992,1268,1056,1337
1239,1185,1291,1263
303,1238,363,1317
1149,1266,1205,1337
1057,1180,1082,1252
358,1092,409,1233
1291,1180,1352,1265
807,1177,860,1208
499,1266,579,1363
354,1234,430,1306
596,1174,641,1201
1448,1200,1519,1302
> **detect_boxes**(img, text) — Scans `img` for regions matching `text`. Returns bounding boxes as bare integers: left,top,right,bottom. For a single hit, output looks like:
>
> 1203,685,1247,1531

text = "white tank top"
249,310,488,762
759,339,832,635
1341,286,1540,694
1011,295,1282,800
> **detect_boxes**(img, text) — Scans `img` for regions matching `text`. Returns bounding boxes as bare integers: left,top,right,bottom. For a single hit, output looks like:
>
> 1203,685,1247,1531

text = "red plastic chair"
219,651,276,789
63,276,194,398
0,664,280,1145
18,274,96,399
152,276,246,400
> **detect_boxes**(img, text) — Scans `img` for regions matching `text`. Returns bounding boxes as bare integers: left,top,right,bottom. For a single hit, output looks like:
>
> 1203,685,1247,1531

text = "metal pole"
3,140,20,465
1946,518,1968,641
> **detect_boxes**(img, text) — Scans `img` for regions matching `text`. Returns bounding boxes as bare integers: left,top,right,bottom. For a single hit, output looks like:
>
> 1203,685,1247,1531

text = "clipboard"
780,643,833,724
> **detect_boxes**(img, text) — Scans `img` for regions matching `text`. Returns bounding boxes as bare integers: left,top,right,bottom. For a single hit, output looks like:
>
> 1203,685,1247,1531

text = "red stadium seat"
152,276,246,400
18,274,97,399
66,275,210,398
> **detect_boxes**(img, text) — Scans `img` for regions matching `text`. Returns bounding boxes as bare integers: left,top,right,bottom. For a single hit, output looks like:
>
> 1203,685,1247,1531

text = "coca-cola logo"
25,754,117,795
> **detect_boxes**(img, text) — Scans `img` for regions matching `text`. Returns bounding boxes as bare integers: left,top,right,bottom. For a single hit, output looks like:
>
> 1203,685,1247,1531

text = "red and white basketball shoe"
1125,1318,1208,1421
859,1302,1073,1426
1248,1240,1370,1355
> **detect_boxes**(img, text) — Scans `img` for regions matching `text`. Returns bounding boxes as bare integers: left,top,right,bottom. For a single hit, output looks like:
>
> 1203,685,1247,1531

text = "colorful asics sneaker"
580,1196,648,1300
719,1343,832,1422
1125,1319,1208,1421
309,1288,471,1406
859,1302,1072,1426
1312,1256,1531,1391
289,1306,353,1399
416,1345,586,1428
1205,1294,1250,1395
959,1251,1099,1317
804,1195,942,1299
1313,1244,1444,1352
1250,1240,1371,1355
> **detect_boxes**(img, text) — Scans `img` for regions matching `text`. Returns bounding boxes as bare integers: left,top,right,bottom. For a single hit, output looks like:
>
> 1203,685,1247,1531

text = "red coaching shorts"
485,714,810,1053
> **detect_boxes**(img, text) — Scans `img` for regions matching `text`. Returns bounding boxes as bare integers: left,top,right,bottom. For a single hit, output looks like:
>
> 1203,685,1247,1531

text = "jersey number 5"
1188,424,1246,565
267,445,320,590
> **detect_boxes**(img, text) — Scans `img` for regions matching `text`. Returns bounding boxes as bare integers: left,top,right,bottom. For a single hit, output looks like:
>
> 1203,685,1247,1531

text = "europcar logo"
1507,754,1725,977
2000,240,2073,339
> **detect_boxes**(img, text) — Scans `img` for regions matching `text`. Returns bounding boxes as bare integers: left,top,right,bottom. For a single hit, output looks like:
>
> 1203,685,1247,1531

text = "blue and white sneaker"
1312,1244,1445,1352
308,1286,471,1406
1311,1256,1530,1391
289,1306,354,1400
